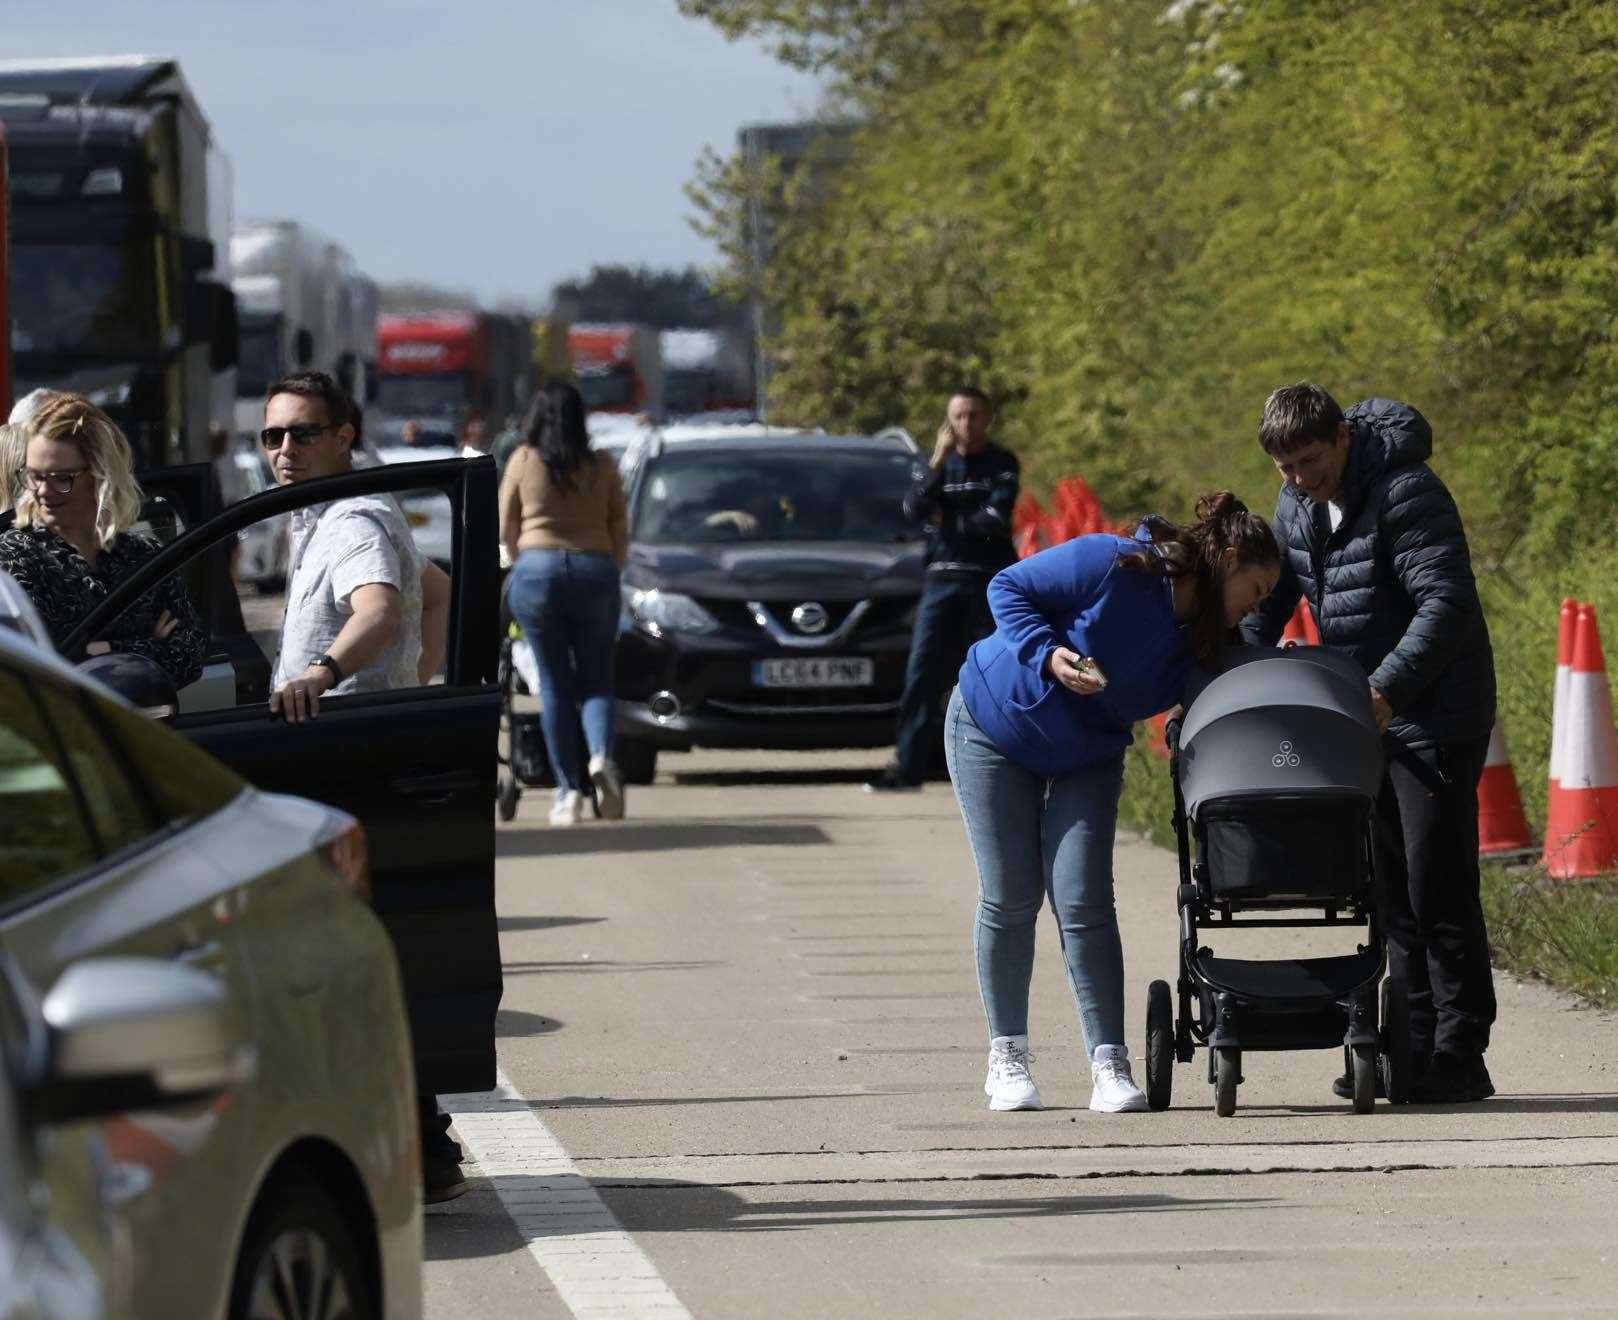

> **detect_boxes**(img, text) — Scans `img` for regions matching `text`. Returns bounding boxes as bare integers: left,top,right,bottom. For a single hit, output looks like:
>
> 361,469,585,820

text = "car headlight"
622,586,720,636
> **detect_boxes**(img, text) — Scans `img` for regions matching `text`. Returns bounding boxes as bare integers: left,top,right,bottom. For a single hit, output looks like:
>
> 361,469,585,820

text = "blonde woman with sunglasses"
0,394,205,686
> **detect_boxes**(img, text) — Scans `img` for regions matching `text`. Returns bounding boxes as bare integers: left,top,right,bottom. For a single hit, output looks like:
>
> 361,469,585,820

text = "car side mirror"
26,958,254,1124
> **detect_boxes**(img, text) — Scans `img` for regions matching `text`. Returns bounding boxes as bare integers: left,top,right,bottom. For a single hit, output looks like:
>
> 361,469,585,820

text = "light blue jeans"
505,549,620,796
945,686,1127,1055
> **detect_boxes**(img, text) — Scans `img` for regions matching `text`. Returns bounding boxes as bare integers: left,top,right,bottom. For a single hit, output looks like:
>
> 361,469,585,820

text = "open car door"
66,456,502,1094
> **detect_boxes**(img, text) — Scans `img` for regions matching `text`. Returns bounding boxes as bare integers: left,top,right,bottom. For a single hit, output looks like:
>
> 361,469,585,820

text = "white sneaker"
1089,1045,1148,1112
549,790,583,827
589,754,625,821
984,1035,1042,1111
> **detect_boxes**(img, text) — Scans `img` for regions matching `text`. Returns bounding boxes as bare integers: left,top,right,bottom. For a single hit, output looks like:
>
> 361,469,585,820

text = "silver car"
0,629,422,1319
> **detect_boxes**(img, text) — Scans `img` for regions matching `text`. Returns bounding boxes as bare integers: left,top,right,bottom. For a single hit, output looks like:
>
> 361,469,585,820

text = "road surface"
424,749,1618,1318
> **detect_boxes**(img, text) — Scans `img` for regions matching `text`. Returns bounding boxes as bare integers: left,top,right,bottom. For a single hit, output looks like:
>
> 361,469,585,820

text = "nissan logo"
791,602,829,634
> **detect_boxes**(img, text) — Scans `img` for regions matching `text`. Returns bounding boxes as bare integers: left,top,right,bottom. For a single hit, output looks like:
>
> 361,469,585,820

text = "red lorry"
566,323,663,417
376,310,531,446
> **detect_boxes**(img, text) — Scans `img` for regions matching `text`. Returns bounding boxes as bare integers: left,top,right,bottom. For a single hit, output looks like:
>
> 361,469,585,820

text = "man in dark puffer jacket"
1241,383,1497,1104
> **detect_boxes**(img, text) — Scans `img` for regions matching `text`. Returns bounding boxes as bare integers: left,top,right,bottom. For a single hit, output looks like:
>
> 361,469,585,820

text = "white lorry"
231,219,377,438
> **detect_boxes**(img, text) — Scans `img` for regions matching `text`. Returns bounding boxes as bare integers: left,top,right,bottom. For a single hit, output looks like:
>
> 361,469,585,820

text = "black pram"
1145,646,1410,1115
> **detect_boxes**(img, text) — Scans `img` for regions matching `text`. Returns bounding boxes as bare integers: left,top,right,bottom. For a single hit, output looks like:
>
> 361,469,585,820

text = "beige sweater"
499,446,627,566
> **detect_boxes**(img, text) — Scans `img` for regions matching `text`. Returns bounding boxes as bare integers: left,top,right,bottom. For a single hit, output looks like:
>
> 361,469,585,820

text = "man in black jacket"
866,387,1019,791
1241,383,1498,1104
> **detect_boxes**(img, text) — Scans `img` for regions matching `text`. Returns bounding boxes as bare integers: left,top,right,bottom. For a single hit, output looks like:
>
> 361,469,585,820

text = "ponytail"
1122,490,1278,663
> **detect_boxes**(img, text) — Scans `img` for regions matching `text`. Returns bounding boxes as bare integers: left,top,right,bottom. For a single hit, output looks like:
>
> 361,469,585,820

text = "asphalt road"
425,748,1618,1319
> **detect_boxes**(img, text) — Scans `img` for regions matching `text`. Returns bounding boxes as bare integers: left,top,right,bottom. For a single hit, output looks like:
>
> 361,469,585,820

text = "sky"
6,1,822,304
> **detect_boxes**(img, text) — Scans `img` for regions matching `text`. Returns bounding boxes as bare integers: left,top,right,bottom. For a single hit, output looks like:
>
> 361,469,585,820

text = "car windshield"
235,314,282,398
634,446,925,544
663,370,709,415
9,236,160,361
375,373,470,417
578,366,634,411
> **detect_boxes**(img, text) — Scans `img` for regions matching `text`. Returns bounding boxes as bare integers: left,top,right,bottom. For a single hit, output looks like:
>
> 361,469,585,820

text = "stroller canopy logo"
1273,740,1302,769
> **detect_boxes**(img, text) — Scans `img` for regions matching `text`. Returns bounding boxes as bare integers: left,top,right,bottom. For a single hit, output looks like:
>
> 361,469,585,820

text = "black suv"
615,429,927,773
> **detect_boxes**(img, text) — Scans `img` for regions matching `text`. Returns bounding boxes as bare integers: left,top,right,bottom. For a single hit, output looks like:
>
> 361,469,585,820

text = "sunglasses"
15,467,90,495
260,423,332,449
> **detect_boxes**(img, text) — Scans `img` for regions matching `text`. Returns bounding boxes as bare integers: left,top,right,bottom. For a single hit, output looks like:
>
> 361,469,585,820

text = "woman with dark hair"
948,491,1280,1114
499,381,629,824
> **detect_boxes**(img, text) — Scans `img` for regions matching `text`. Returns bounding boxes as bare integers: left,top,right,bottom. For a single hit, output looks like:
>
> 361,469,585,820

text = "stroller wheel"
497,772,519,822
1380,978,1413,1105
1350,1043,1377,1114
1145,980,1174,1111
1214,1047,1240,1117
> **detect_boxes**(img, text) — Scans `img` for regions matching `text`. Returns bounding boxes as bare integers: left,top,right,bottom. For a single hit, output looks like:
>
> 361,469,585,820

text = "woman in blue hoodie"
949,491,1280,1114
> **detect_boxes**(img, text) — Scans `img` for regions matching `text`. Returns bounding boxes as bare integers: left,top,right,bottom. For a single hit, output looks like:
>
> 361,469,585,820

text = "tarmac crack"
562,1130,1618,1163
585,1158,1618,1190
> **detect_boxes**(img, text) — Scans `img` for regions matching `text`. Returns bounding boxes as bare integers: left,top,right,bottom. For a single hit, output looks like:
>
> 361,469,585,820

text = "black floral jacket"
0,527,207,686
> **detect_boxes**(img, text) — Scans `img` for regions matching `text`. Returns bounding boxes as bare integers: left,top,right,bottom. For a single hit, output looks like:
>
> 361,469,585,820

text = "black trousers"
893,575,994,781
1370,735,1496,1062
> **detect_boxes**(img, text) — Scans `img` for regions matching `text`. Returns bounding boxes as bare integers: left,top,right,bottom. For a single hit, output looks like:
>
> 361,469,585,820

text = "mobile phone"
1076,654,1109,689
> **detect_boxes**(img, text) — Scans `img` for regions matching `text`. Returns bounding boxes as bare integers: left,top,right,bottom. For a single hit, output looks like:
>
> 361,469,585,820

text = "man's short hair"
950,386,993,410
1259,382,1343,457
266,370,353,428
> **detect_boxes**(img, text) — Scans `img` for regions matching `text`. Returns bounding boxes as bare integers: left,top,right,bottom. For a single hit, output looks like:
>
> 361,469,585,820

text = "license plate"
752,657,874,688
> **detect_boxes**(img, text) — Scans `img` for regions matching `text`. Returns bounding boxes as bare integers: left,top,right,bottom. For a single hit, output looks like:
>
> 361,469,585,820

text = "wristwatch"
313,654,344,685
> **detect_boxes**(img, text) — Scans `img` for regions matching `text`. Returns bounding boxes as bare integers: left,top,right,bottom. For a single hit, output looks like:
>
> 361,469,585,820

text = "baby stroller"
1146,646,1407,1115
495,596,600,823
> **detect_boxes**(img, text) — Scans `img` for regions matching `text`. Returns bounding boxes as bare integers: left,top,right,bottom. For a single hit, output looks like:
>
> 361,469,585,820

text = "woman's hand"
85,641,112,657
1048,646,1105,695
153,610,177,640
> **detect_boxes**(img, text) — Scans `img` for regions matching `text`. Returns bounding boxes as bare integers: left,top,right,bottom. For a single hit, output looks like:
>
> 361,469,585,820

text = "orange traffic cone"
1280,598,1321,646
1542,604,1618,879
1477,720,1532,857
1549,597,1578,789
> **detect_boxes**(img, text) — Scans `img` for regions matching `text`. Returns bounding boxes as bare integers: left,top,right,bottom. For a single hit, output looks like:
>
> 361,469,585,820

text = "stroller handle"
1163,714,1184,756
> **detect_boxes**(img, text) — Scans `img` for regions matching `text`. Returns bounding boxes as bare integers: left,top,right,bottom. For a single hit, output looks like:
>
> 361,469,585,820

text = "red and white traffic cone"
1477,720,1532,858
1542,604,1618,879
1549,597,1578,790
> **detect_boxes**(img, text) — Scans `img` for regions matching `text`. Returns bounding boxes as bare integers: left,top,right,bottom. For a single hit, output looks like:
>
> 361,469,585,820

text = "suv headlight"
622,586,720,636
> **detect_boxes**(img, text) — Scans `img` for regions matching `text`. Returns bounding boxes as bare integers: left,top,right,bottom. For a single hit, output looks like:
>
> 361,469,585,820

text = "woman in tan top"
500,381,630,825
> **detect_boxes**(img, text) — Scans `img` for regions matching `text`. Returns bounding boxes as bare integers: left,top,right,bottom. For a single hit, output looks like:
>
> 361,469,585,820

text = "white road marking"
443,1073,691,1318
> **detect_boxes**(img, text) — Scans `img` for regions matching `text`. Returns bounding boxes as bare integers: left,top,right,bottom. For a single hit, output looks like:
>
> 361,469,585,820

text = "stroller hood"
1179,647,1382,816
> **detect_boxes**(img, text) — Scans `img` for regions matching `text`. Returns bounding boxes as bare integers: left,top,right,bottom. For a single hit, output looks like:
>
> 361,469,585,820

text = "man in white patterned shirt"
261,371,448,723
259,369,465,1202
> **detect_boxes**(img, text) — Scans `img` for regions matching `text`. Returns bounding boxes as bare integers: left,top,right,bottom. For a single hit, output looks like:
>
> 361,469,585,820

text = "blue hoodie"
958,533,1192,777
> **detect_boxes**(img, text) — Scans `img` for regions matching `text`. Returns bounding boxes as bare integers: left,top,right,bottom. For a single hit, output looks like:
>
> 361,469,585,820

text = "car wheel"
230,1171,375,1320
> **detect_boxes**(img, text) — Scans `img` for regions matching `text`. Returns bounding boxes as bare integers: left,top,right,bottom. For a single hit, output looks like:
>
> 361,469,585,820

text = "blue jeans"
505,550,620,794
945,686,1127,1054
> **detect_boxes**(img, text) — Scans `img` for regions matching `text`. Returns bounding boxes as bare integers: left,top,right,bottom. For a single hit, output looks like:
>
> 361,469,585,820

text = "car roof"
628,425,918,463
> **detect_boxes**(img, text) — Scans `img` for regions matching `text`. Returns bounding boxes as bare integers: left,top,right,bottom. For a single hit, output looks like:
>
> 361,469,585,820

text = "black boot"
419,1095,467,1203
1409,1052,1494,1104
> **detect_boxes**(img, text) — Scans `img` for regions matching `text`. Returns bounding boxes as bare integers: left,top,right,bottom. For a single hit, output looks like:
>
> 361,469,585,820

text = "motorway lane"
426,749,1618,1318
